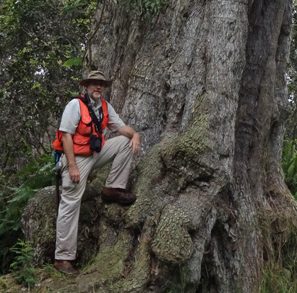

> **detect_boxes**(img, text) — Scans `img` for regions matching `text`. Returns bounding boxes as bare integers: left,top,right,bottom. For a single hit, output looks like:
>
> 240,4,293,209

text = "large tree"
81,0,297,291
15,0,297,292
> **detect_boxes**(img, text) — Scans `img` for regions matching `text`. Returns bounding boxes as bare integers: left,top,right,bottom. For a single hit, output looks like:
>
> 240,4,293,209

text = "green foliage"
0,186,35,234
260,229,297,292
15,154,54,189
0,155,54,274
259,224,297,292
282,139,297,199
0,0,96,172
9,240,37,288
0,154,54,232
260,263,297,293
63,57,83,68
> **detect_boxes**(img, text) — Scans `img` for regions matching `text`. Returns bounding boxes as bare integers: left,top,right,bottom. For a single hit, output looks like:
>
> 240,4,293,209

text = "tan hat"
80,70,112,87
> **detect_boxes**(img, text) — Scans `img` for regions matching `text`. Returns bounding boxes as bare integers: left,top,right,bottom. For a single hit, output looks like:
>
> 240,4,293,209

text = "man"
53,70,141,274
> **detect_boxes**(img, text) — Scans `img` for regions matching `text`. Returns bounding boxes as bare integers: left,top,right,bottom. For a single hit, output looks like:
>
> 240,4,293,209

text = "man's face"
86,81,106,99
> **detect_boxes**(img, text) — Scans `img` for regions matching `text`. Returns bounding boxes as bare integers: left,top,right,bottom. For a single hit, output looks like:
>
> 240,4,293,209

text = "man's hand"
69,164,80,183
61,133,80,183
129,133,141,154
118,126,141,154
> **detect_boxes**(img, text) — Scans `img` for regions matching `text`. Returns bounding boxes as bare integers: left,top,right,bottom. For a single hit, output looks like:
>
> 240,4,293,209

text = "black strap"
81,94,104,133
56,172,61,213
54,152,62,213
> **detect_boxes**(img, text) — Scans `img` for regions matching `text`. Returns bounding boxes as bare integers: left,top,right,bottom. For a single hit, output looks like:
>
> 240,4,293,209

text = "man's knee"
118,135,130,143
117,135,131,148
113,136,133,158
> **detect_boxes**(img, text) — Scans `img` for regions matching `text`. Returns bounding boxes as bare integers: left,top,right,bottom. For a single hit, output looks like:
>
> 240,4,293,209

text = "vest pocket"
72,134,90,145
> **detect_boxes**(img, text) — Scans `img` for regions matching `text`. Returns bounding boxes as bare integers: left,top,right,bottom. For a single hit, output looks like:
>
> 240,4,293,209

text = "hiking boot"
101,187,136,205
54,260,79,275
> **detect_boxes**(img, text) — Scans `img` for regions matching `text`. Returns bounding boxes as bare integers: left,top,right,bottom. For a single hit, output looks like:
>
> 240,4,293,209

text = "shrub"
0,154,54,274
282,139,297,199
9,240,37,288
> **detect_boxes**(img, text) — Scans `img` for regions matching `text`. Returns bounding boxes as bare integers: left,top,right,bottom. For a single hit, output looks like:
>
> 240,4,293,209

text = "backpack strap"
79,94,104,134
100,98,109,129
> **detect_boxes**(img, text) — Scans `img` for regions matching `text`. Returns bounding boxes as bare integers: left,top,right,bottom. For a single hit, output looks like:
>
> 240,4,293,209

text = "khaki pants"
55,135,133,260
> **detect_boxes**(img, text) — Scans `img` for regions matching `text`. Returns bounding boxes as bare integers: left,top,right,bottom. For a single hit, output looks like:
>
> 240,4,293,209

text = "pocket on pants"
60,154,67,173
61,156,77,191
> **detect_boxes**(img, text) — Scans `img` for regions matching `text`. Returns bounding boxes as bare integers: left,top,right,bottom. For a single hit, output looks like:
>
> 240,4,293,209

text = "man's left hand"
130,133,141,154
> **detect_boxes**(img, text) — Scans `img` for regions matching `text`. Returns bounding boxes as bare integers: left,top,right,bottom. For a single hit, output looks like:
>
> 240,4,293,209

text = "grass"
260,263,297,293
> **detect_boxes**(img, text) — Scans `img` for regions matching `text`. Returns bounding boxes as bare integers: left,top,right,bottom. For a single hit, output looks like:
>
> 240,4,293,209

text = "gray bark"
83,0,297,292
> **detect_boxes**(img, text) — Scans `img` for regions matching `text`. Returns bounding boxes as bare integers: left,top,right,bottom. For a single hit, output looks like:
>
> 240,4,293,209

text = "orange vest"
52,96,109,156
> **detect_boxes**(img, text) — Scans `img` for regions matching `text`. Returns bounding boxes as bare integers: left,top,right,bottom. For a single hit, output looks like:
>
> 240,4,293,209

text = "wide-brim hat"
80,70,112,87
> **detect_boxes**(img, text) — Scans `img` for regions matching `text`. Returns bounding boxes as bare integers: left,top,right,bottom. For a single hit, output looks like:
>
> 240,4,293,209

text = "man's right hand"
69,164,80,183
61,132,80,183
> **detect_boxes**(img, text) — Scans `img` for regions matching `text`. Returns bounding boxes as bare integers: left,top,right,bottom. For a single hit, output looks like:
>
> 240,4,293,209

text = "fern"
0,154,54,274
282,139,297,199
10,240,37,288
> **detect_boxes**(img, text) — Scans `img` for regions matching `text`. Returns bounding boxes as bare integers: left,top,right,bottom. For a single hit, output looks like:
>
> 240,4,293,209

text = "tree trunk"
42,1,297,292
